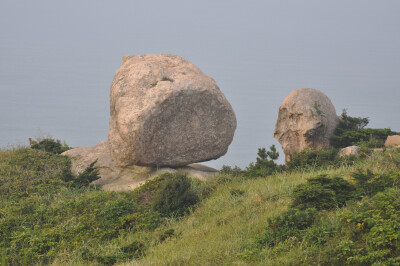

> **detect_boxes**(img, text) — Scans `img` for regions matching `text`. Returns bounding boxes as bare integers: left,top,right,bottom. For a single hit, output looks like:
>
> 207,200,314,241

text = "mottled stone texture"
385,135,400,148
274,88,339,162
108,54,236,167
338,146,360,157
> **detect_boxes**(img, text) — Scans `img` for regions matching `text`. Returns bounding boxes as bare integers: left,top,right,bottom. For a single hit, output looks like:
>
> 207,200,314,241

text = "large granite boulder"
62,142,218,191
108,54,236,167
274,88,340,162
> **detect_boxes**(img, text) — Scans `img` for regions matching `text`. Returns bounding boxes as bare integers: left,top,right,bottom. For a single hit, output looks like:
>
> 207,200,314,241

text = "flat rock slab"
62,142,217,191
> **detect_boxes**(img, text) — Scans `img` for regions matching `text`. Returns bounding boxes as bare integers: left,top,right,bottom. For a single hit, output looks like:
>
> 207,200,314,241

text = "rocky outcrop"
274,88,340,162
338,146,360,157
62,142,218,191
385,135,400,148
108,54,237,167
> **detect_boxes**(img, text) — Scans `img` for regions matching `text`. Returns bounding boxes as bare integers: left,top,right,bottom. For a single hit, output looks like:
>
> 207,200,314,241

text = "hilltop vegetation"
1,116,400,265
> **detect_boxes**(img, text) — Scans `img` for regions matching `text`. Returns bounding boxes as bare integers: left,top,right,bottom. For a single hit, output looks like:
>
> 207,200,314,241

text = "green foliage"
80,240,145,265
219,165,243,177
333,189,400,265
257,208,318,247
351,170,400,198
72,160,100,188
31,138,71,154
0,146,166,265
291,175,355,210
312,101,325,116
161,76,174,82
0,148,69,200
60,159,100,188
286,147,357,170
245,145,282,177
331,110,399,148
151,173,199,217
338,109,369,131
257,175,354,250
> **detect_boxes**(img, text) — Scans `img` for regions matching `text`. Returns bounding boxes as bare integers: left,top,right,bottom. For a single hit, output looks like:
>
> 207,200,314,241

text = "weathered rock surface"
338,146,360,157
108,54,236,167
274,88,340,162
385,135,400,148
62,142,218,191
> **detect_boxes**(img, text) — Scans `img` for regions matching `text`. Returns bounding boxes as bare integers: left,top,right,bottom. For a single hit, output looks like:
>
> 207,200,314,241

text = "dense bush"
330,110,399,148
257,208,318,247
151,173,199,217
286,148,338,170
31,138,71,154
352,169,400,198
292,175,355,210
286,147,357,170
332,188,400,265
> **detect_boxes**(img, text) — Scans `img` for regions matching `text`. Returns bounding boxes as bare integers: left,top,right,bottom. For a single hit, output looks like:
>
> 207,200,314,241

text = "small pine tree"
245,145,281,177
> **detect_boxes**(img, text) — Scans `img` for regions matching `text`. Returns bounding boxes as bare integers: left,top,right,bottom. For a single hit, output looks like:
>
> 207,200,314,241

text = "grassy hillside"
1,138,400,265
130,149,400,265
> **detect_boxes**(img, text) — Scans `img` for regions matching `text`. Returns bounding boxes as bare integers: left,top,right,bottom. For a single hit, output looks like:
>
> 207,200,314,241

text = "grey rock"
274,88,340,162
108,54,236,167
338,146,360,157
62,141,217,191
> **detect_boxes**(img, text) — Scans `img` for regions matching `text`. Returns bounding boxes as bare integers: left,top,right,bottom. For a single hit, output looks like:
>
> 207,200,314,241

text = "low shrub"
351,169,400,198
286,147,358,170
291,175,355,210
257,208,318,247
31,138,71,154
151,173,199,217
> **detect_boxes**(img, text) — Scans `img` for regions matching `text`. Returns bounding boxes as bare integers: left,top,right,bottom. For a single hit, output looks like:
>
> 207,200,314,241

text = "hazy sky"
1,1,399,167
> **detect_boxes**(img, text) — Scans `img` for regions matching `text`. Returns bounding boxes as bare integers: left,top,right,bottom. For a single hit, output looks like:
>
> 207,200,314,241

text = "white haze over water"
1,1,399,168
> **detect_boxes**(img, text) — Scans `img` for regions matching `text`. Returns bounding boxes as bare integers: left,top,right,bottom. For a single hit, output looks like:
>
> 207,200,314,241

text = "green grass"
1,144,400,265
128,148,400,265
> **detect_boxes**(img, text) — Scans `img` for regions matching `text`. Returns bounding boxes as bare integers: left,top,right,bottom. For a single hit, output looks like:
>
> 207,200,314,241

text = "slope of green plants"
0,146,202,265
1,134,400,265
132,148,400,265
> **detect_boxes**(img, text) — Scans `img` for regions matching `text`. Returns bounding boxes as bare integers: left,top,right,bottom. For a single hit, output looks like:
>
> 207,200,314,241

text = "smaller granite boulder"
338,146,360,157
385,135,400,148
274,88,340,162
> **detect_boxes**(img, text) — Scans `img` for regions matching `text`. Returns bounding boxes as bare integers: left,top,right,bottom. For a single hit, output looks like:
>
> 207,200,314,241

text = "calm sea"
1,1,399,168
